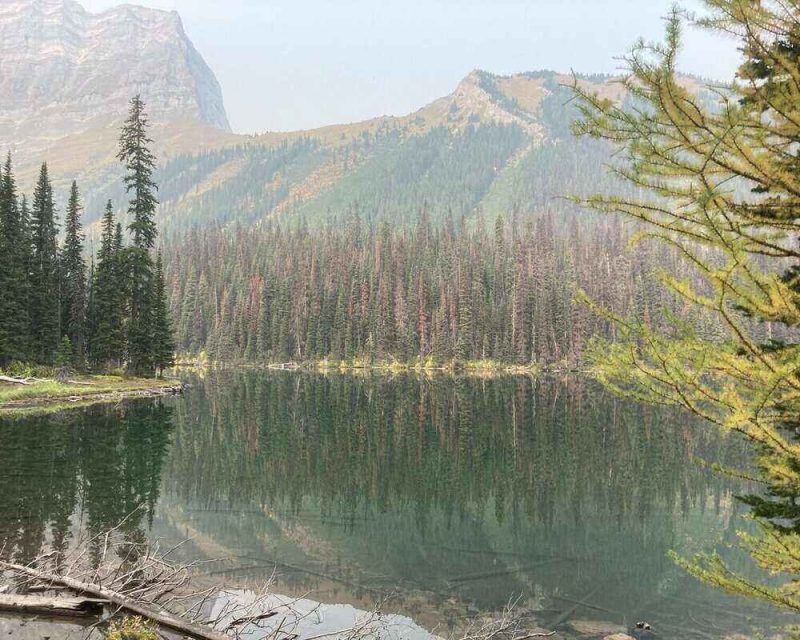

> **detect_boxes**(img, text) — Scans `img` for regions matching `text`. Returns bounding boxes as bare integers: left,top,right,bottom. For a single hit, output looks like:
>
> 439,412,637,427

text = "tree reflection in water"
0,373,787,638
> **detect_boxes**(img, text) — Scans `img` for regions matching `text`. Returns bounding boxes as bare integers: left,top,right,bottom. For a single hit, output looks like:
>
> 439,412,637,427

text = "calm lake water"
0,371,790,639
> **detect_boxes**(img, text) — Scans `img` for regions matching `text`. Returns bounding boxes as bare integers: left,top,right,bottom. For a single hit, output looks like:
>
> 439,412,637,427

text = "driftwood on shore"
0,383,184,411
0,374,100,387
0,560,228,640
0,593,107,617
0,375,32,385
0,517,559,640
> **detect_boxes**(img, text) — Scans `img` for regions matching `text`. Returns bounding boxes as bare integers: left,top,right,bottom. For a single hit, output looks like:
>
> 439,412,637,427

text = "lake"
0,371,788,639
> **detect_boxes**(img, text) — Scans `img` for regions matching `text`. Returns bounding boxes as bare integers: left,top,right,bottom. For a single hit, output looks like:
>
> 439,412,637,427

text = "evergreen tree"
455,266,473,361
118,95,159,376
152,251,175,377
18,194,32,349
29,163,60,363
54,336,73,371
0,154,29,364
88,202,126,370
573,1,800,614
85,257,96,356
60,181,87,368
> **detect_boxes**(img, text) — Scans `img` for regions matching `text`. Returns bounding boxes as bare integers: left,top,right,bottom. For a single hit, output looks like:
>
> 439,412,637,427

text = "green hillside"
141,70,624,230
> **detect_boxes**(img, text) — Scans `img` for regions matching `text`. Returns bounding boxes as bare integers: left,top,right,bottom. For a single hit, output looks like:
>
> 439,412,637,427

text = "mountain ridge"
0,0,230,157
10,66,623,232
1,0,633,231
148,69,617,230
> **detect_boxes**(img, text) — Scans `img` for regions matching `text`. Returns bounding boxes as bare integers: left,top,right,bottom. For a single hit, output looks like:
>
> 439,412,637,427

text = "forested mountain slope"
149,69,711,231
164,213,765,367
0,1,729,368
151,71,630,230
1,1,716,236
8,66,646,231
151,72,728,366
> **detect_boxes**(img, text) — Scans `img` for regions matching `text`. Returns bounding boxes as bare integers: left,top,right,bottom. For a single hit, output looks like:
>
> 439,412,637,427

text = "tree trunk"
0,561,230,640
0,594,107,617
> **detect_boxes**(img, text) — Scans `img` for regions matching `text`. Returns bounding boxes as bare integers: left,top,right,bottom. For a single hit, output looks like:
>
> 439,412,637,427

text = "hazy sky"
81,0,741,133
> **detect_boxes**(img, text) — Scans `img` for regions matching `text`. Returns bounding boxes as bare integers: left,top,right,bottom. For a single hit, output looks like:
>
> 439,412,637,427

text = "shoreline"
0,376,183,416
174,357,586,377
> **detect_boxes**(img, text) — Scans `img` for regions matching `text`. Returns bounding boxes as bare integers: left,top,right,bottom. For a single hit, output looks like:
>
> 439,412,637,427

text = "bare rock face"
0,0,230,149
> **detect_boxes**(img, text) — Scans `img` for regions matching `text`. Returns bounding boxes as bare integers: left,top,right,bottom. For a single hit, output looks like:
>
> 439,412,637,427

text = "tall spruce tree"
29,163,60,363
118,95,159,376
18,194,32,348
60,181,87,367
0,154,30,364
573,1,800,615
85,257,96,359
152,251,175,377
88,202,126,370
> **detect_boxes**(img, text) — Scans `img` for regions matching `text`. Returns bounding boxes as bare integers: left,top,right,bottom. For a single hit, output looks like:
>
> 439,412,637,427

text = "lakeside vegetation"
0,371,180,416
3,0,800,636
166,213,790,369
314,356,545,375
0,96,174,380
176,354,546,376
573,0,800,620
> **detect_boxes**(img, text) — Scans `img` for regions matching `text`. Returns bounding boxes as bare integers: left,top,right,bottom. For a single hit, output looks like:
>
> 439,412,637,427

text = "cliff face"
0,0,230,147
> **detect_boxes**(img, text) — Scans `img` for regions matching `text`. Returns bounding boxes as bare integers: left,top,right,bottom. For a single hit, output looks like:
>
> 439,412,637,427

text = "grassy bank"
175,354,557,376
312,357,544,376
0,374,182,415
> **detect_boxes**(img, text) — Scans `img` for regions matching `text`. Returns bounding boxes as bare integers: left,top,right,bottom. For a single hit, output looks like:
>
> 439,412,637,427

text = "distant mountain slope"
1,1,716,233
150,70,629,230
0,0,230,156
0,1,639,230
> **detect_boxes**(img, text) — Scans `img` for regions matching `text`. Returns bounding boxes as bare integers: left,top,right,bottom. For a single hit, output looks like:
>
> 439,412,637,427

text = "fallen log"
448,558,564,584
225,610,278,631
0,376,31,385
0,594,107,617
0,561,230,640
550,594,619,616
549,586,600,628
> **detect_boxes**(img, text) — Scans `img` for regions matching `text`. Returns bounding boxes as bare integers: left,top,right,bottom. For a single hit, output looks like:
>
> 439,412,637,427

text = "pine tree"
573,1,800,614
85,257,96,355
0,154,30,364
60,181,87,368
151,251,175,377
29,163,60,364
54,336,73,370
455,266,473,361
118,95,159,376
88,202,126,370
18,194,32,348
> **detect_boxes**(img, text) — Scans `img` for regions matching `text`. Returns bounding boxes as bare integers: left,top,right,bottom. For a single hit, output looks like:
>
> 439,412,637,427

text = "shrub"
105,617,158,640
3,362,55,379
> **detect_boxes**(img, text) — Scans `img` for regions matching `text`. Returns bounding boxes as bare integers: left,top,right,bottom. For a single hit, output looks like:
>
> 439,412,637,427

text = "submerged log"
448,558,564,584
0,561,230,640
0,594,107,617
550,594,619,616
549,586,601,628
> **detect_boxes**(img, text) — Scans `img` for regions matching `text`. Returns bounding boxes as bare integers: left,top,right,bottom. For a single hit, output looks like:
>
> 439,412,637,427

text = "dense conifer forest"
164,211,769,367
0,96,174,377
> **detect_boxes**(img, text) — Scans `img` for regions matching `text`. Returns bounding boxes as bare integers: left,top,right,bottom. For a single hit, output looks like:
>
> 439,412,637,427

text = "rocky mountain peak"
0,0,230,152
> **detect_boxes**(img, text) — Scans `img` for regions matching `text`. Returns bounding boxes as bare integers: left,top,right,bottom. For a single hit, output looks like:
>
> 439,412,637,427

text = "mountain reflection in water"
0,371,789,639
